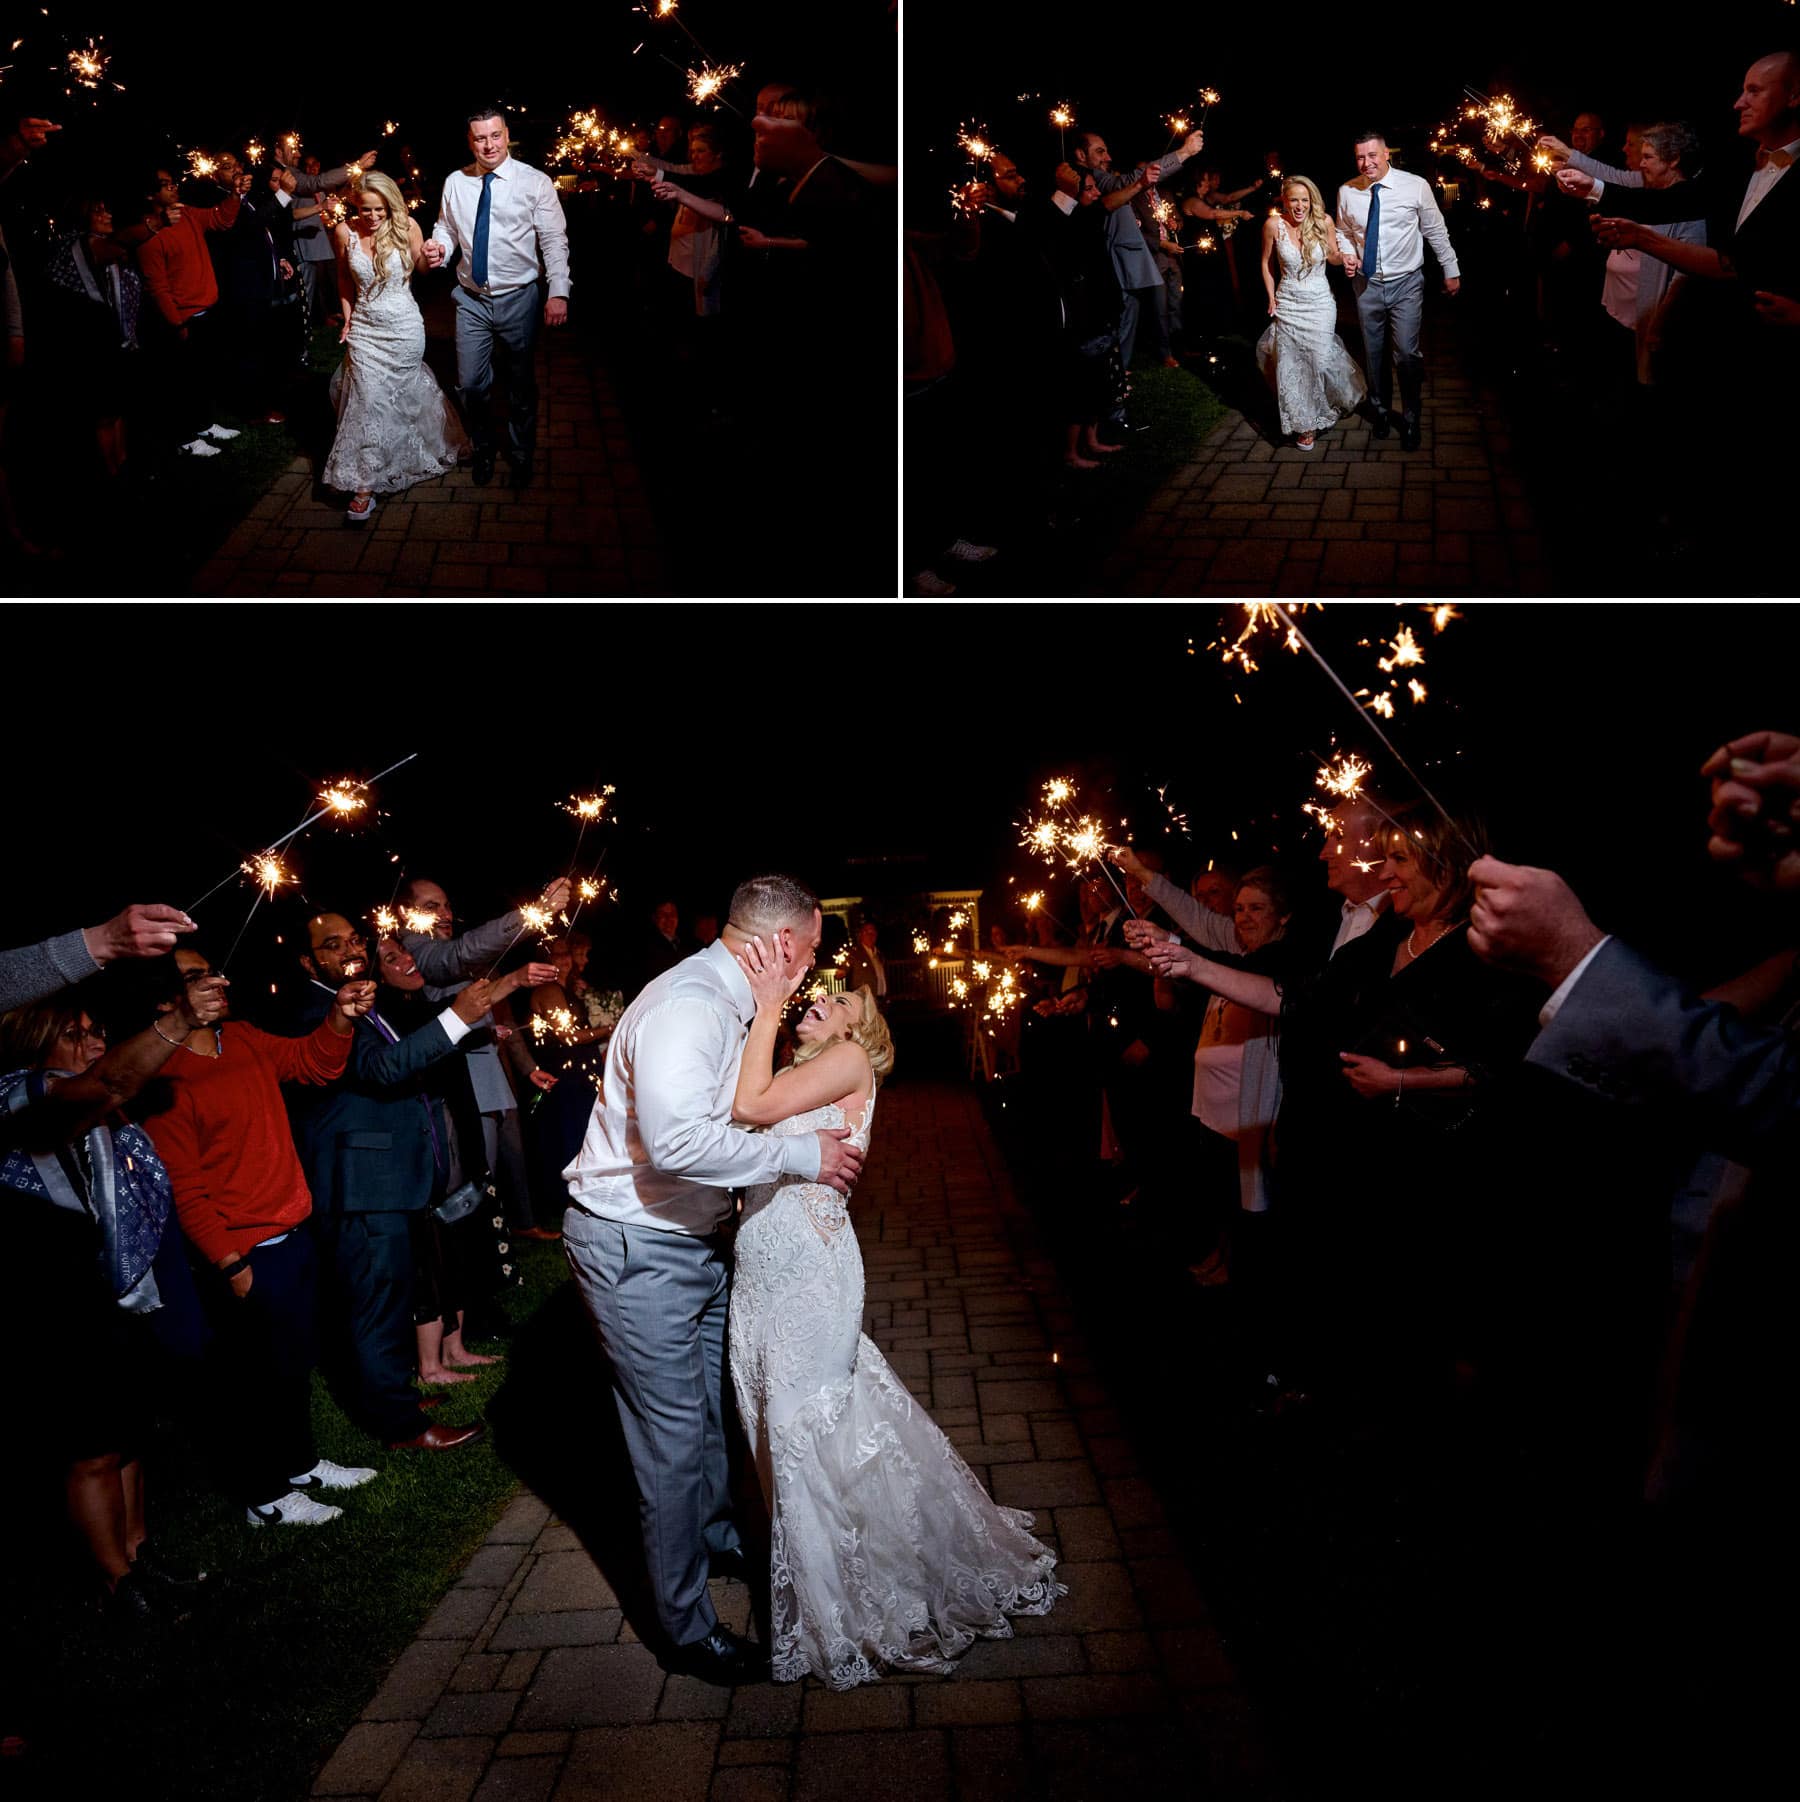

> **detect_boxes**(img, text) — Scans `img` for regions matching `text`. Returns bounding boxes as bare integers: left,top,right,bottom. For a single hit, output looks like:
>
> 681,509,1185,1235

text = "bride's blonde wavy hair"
1281,175,1332,270
789,984,896,1084
351,170,413,294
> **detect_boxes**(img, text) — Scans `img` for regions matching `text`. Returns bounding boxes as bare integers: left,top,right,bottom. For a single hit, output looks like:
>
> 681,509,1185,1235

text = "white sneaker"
180,438,222,457
289,1458,377,1492
246,1490,344,1528
915,569,956,596
202,423,242,441
944,538,998,564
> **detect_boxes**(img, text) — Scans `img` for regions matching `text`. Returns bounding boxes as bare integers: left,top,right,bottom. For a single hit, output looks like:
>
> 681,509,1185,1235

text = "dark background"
0,2,895,228
908,1,1796,223
2,602,1794,1007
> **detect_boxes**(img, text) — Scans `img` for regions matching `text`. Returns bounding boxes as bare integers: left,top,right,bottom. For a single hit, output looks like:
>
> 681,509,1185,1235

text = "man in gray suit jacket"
398,877,566,1234
1072,125,1206,430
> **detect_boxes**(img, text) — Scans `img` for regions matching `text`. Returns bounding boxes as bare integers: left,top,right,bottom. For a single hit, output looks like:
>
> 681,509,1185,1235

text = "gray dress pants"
562,1208,741,1649
451,280,542,463
1354,268,1425,420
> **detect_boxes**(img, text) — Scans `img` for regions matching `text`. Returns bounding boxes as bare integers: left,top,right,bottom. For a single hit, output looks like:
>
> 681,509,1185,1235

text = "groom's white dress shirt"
564,939,822,1236
1334,167,1460,282
430,155,572,300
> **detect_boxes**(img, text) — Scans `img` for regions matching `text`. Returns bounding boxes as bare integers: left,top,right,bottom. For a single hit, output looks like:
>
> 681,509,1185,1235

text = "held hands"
1752,291,1800,329
1701,731,1800,889
735,933,808,1012
85,903,198,964
1121,917,1174,951
175,974,231,1034
420,238,446,268
813,1126,865,1196
1338,1052,1401,1097
1467,855,1604,986
332,980,378,1025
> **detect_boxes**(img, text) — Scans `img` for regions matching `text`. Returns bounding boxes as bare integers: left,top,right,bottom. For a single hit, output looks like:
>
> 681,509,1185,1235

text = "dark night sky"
3,604,1797,1013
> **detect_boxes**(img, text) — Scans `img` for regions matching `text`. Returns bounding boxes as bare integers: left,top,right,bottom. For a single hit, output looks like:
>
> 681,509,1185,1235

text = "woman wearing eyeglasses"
0,978,229,1625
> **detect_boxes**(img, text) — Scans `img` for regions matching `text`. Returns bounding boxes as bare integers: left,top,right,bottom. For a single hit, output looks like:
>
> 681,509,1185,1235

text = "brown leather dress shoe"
386,1421,486,1452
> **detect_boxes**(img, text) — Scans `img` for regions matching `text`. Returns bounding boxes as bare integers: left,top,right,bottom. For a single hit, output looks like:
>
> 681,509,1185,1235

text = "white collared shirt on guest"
1739,137,1800,230
1334,165,1460,282
429,154,572,299
1331,892,1390,957
563,940,823,1237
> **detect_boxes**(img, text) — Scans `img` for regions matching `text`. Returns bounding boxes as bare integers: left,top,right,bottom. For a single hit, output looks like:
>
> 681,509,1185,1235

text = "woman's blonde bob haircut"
790,983,895,1084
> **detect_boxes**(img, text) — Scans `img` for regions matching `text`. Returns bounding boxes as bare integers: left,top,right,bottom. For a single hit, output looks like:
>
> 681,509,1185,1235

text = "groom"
560,873,865,1684
420,105,571,490
1334,131,1461,451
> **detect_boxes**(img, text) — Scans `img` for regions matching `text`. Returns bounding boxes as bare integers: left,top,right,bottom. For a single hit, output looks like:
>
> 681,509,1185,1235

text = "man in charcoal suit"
1071,125,1206,435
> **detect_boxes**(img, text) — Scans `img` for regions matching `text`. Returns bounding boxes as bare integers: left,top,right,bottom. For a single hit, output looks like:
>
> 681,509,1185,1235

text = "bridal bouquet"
582,987,626,1035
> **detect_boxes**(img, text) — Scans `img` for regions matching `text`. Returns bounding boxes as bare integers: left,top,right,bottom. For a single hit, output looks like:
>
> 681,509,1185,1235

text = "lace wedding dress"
1255,224,1367,436
730,1093,1063,1689
323,233,468,494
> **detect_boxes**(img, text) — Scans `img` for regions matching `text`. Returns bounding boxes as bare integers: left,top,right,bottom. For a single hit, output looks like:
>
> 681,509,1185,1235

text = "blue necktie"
1361,182,1383,279
471,171,495,287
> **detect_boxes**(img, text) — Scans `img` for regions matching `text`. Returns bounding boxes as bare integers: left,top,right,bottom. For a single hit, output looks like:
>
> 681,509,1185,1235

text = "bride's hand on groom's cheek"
736,935,802,1008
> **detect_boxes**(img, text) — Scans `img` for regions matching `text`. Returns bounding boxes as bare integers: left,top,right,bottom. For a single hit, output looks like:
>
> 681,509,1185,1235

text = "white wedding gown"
730,1093,1064,1689
323,233,468,494
1255,225,1367,436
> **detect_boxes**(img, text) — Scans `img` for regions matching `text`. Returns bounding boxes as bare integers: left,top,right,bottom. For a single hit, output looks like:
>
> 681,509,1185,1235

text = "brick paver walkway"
1093,307,1548,598
194,295,665,599
310,1081,1268,1802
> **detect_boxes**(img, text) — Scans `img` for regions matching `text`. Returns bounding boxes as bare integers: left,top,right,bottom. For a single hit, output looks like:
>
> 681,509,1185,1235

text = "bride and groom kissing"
322,105,571,523
559,873,1064,1688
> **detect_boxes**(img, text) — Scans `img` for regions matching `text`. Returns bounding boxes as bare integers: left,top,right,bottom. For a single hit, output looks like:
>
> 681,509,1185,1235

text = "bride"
727,943,1063,1689
1255,174,1366,450
323,170,467,524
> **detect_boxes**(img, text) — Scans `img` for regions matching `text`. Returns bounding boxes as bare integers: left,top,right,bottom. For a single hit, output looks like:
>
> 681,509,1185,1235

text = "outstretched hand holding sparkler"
84,903,198,964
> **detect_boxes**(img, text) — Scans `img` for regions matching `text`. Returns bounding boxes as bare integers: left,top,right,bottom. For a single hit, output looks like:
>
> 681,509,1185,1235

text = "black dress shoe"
1369,410,1391,440
1399,416,1421,451
508,459,534,491
665,1626,769,1686
709,1547,751,1583
106,1570,188,1627
472,450,496,486
131,1538,211,1604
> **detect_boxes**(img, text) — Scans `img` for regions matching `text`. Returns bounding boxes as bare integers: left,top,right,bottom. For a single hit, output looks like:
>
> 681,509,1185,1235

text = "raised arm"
1143,940,1282,1015
731,939,869,1127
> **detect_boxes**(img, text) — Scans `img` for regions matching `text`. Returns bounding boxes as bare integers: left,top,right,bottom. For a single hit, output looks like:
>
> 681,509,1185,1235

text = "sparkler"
686,60,742,106
372,907,400,935
66,39,107,87
319,781,366,816
579,878,601,902
1433,87,1542,179
1270,605,1478,857
1198,86,1220,124
241,853,292,900
402,907,438,935
913,932,931,955
1018,776,1136,914
246,138,264,164
1050,100,1073,158
383,119,398,136
957,122,996,171
519,903,555,935
280,132,300,162
188,149,217,180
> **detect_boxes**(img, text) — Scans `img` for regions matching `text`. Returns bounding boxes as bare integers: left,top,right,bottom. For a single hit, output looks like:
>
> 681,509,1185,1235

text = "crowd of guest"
907,44,1800,594
0,875,727,1627
976,731,1795,1773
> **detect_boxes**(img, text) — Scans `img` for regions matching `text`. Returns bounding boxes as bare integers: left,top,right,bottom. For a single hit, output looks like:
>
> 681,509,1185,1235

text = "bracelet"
153,1019,188,1048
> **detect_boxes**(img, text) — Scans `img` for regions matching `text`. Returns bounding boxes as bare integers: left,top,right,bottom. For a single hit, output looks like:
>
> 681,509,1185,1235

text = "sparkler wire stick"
1273,606,1478,857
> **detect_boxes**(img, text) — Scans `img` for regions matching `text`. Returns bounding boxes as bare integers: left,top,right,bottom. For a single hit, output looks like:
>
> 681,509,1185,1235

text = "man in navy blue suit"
292,912,531,1450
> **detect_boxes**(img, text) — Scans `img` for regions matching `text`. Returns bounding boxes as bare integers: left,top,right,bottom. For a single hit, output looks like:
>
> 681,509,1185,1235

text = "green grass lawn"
3,1234,571,1802
947,359,1232,599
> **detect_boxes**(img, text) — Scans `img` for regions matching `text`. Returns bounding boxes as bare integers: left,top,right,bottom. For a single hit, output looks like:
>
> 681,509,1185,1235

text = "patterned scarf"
0,1067,172,1310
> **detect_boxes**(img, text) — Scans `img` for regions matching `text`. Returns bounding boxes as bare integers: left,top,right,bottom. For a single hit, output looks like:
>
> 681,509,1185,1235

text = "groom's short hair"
466,104,506,130
728,874,819,936
1352,129,1388,147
